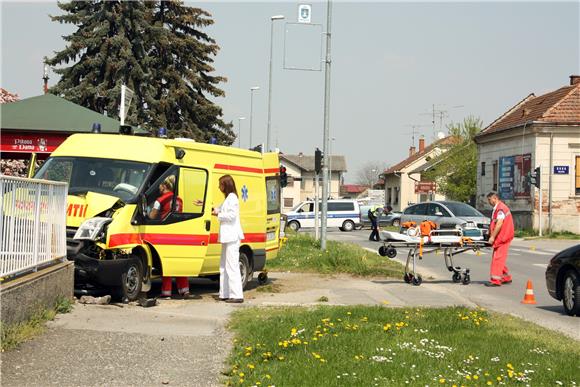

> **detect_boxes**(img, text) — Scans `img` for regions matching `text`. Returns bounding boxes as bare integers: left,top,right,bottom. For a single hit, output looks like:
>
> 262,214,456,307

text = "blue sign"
553,166,569,175
241,185,249,202
498,156,515,200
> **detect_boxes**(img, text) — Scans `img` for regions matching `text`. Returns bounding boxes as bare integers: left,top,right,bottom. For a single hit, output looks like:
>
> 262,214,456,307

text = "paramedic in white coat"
212,175,245,303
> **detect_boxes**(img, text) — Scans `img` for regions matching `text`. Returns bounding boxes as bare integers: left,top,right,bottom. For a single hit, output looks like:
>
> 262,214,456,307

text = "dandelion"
247,364,255,370
239,372,245,377
486,382,492,386
439,378,446,384
265,375,271,379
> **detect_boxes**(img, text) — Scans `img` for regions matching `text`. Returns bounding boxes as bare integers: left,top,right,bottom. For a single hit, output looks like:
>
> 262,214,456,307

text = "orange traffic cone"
521,279,537,304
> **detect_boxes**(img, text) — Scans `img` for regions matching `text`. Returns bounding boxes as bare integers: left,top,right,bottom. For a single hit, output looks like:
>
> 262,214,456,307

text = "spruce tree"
46,0,233,143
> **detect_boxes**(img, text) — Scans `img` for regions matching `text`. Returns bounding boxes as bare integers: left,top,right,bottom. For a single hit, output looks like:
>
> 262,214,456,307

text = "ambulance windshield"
35,156,151,202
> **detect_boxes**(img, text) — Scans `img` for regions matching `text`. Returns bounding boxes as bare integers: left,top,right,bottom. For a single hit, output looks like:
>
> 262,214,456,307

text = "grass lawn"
268,233,404,277
226,306,579,387
514,229,580,240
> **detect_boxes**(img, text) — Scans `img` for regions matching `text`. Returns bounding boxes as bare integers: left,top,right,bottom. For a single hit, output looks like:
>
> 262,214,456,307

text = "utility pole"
320,0,333,250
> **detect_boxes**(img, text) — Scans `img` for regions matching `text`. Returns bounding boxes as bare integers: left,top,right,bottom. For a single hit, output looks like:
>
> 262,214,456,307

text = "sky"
1,1,579,183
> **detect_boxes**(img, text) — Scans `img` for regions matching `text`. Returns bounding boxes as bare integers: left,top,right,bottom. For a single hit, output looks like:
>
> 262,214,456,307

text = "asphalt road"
323,228,580,339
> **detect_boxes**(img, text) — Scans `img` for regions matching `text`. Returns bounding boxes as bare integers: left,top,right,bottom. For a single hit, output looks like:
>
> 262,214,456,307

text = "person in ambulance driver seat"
485,191,515,287
212,175,245,303
149,175,191,299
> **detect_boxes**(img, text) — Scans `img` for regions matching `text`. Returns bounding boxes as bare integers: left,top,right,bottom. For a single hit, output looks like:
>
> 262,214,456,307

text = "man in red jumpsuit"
485,191,514,287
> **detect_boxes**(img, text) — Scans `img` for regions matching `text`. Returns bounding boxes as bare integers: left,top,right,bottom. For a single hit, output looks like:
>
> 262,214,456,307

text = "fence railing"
1,175,68,279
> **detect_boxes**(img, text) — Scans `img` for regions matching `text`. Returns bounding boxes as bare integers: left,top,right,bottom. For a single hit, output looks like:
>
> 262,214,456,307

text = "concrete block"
1,261,74,326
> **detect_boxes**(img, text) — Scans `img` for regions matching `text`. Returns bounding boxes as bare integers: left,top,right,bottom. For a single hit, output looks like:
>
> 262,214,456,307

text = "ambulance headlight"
74,217,112,241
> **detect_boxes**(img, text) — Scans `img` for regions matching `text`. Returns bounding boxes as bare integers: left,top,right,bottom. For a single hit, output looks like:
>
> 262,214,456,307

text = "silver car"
400,201,490,238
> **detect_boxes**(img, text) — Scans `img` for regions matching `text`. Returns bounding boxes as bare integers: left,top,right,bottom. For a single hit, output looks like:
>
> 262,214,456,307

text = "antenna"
401,124,428,146
420,104,464,135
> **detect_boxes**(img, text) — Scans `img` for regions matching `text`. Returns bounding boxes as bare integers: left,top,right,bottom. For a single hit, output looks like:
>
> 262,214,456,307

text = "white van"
285,199,361,232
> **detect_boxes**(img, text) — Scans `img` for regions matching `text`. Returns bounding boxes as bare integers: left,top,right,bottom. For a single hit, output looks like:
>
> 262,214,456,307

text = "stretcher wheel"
386,247,397,259
403,273,413,283
378,246,388,257
452,272,462,283
257,272,268,285
462,275,471,285
411,276,423,286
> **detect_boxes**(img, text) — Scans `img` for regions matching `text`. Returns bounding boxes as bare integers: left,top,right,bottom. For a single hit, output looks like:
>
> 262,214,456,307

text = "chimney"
42,63,49,94
409,146,416,157
418,136,425,152
570,75,580,86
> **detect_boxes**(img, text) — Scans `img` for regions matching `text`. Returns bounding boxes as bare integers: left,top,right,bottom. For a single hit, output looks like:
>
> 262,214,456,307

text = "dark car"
545,244,580,316
360,205,402,227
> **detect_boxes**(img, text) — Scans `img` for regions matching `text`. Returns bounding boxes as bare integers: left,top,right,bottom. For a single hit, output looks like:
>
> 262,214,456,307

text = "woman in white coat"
212,175,245,303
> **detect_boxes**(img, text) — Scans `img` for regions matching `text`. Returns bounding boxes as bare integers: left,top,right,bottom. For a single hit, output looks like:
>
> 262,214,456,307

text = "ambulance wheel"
120,257,143,302
462,274,471,285
341,220,355,232
288,221,300,232
562,270,580,316
257,272,268,285
452,272,462,283
411,275,423,286
404,273,413,283
386,247,397,258
378,246,388,257
239,252,252,290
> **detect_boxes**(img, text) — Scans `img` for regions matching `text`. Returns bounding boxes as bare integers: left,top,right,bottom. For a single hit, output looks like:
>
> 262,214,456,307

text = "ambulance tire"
120,257,143,302
239,252,252,290
562,270,580,316
288,221,300,232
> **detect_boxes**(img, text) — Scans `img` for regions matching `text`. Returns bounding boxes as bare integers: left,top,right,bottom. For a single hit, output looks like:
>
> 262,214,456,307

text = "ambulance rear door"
265,174,281,258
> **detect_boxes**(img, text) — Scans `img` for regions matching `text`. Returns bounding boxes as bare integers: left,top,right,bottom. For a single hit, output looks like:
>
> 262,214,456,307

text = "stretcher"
377,227,491,286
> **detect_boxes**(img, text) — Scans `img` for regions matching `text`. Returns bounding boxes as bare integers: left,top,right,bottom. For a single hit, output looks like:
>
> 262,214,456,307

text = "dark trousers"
369,220,380,241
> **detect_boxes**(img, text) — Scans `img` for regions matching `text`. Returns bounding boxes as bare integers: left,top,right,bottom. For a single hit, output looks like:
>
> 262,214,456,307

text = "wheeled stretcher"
377,227,491,286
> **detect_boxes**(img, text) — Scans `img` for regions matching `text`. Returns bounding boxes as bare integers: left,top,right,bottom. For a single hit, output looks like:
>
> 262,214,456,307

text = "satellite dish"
437,131,445,139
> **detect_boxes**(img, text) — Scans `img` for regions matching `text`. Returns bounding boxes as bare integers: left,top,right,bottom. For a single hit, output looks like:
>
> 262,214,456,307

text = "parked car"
545,244,580,316
285,199,361,232
400,201,490,238
360,205,402,227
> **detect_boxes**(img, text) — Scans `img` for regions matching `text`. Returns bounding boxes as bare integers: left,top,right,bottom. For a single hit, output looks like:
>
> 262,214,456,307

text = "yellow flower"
291,328,297,336
265,375,271,379
486,382,492,386
496,376,502,381
473,375,479,380
239,379,244,384
506,363,514,370
347,312,352,315
277,356,285,361
239,372,245,377
247,364,255,370
465,375,471,380
439,378,446,384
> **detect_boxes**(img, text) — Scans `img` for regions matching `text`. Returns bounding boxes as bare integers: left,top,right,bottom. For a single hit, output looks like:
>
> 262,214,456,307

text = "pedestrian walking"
368,205,381,241
485,191,514,287
150,175,191,299
213,175,245,303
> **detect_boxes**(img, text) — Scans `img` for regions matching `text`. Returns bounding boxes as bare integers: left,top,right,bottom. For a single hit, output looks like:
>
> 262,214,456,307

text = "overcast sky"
2,1,579,182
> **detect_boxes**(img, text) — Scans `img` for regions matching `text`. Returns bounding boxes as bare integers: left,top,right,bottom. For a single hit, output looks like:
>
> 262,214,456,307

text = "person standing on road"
368,205,381,241
486,191,514,287
150,175,191,299
213,175,245,303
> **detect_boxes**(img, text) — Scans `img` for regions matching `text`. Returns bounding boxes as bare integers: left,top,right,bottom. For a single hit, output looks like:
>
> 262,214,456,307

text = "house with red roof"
474,75,580,233
380,136,457,211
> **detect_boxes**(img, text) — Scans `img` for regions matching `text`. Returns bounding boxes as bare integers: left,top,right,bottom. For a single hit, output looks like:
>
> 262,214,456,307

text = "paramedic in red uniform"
485,191,514,287
149,175,190,298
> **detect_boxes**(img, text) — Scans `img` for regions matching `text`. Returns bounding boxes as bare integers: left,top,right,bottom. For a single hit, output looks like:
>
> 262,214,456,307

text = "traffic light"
280,165,288,188
315,148,323,174
533,166,541,188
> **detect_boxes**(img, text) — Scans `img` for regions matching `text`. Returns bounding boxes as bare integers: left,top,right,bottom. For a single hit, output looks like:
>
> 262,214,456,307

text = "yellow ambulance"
34,133,282,300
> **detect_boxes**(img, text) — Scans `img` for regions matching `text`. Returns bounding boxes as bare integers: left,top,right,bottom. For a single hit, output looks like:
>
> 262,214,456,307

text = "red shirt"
490,201,514,247
155,192,182,219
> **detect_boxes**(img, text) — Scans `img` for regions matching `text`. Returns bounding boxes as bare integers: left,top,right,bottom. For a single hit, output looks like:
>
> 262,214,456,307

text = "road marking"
533,263,548,269
512,248,554,256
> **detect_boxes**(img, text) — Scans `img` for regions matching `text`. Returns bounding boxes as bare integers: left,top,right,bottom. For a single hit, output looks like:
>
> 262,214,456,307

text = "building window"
492,161,498,191
576,156,580,196
394,188,399,205
300,178,305,190
284,198,294,208
481,162,486,176
387,188,392,204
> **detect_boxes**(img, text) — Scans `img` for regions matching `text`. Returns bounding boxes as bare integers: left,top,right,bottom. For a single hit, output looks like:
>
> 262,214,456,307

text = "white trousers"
219,240,244,300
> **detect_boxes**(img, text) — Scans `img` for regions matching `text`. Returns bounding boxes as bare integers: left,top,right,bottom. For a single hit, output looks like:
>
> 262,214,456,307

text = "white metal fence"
1,175,68,279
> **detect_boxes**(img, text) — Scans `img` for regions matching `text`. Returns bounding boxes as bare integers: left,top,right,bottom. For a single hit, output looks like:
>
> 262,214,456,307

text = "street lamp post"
328,137,335,197
249,86,260,148
267,15,285,152
237,117,246,147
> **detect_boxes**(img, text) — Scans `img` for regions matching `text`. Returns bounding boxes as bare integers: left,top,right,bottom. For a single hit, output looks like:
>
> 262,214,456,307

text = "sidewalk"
0,272,489,386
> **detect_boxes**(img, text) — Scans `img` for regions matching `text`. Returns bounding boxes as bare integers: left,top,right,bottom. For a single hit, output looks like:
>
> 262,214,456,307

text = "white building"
380,136,455,211
280,153,347,211
474,75,580,233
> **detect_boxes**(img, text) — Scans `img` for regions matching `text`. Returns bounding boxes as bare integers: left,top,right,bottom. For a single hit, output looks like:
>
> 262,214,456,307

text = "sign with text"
553,165,569,174
0,133,68,154
499,153,532,200
298,4,312,23
414,181,436,194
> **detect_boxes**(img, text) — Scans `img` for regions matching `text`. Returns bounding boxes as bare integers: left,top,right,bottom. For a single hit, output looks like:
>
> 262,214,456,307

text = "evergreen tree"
46,0,233,143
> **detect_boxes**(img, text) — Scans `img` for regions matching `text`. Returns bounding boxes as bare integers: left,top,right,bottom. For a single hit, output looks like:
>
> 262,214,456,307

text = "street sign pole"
320,0,332,250
538,165,542,237
314,173,320,240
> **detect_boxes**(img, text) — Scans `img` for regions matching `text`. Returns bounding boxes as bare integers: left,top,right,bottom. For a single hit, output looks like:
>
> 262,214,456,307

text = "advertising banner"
499,153,531,200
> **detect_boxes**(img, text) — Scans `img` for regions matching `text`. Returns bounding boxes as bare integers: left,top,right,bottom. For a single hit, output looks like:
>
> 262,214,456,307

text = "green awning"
0,93,147,134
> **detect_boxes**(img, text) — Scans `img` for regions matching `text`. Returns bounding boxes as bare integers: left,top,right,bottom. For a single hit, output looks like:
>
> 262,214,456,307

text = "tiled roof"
477,81,580,138
383,136,457,175
280,154,347,172
341,184,367,193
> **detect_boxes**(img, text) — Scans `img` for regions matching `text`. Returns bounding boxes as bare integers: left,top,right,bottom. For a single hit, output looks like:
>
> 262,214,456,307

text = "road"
324,228,580,339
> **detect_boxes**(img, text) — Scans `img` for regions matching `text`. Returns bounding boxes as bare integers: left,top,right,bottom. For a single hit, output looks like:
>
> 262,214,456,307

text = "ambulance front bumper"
73,253,135,288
